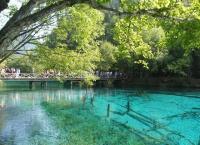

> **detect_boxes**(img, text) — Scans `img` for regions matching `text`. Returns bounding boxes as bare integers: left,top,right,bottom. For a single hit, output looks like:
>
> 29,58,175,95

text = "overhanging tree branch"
0,0,192,63
0,0,91,58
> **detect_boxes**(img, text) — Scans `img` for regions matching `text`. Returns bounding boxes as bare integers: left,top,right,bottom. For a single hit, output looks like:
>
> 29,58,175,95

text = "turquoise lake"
0,82,199,145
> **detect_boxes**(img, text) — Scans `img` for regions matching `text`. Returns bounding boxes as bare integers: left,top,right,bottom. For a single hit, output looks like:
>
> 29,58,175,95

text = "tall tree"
1,0,197,63
32,4,104,81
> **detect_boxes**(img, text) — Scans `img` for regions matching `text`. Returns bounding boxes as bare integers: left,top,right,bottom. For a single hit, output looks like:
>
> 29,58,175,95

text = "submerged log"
111,119,171,145
163,111,200,120
109,101,195,145
107,104,110,117
192,107,200,110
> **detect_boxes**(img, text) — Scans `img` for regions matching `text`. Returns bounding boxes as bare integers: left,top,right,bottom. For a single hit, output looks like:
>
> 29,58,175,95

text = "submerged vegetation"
0,86,199,145
41,100,162,145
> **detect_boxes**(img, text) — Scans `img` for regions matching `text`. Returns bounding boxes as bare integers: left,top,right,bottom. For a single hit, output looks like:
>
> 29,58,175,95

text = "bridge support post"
45,81,47,88
41,81,47,88
79,81,82,88
40,82,43,88
29,81,33,89
70,81,73,89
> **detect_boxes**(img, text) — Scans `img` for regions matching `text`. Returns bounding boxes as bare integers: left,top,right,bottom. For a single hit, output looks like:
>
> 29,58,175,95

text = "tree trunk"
0,0,90,61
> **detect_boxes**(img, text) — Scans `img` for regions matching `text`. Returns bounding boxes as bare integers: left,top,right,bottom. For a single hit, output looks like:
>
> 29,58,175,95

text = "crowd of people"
0,68,21,78
95,71,126,79
0,68,126,79
1,68,20,74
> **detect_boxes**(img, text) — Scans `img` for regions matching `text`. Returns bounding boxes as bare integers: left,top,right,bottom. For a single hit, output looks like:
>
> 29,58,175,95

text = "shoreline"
115,77,200,89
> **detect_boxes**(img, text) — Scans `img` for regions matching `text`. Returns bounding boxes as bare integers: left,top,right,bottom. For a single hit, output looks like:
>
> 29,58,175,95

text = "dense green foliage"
3,0,200,79
33,4,104,82
6,56,33,73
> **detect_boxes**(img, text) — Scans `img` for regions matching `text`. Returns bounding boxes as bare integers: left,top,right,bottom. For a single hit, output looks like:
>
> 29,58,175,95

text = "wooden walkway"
0,73,124,89
0,73,121,81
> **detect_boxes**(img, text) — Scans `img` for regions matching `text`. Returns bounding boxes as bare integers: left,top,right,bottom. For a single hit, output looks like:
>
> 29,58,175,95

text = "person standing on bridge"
16,68,20,78
0,68,5,77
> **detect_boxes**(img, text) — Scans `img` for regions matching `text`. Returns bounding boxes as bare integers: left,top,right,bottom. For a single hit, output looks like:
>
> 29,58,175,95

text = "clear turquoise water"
0,83,200,145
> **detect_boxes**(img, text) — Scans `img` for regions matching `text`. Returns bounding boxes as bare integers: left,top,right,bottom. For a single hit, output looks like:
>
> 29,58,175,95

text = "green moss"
41,101,157,145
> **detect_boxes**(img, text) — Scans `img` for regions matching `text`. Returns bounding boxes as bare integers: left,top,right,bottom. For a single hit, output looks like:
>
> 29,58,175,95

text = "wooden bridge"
0,73,122,80
0,73,124,89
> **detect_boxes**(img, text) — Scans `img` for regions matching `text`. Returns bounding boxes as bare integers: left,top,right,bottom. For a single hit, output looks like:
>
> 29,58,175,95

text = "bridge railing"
0,73,56,79
0,73,125,80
